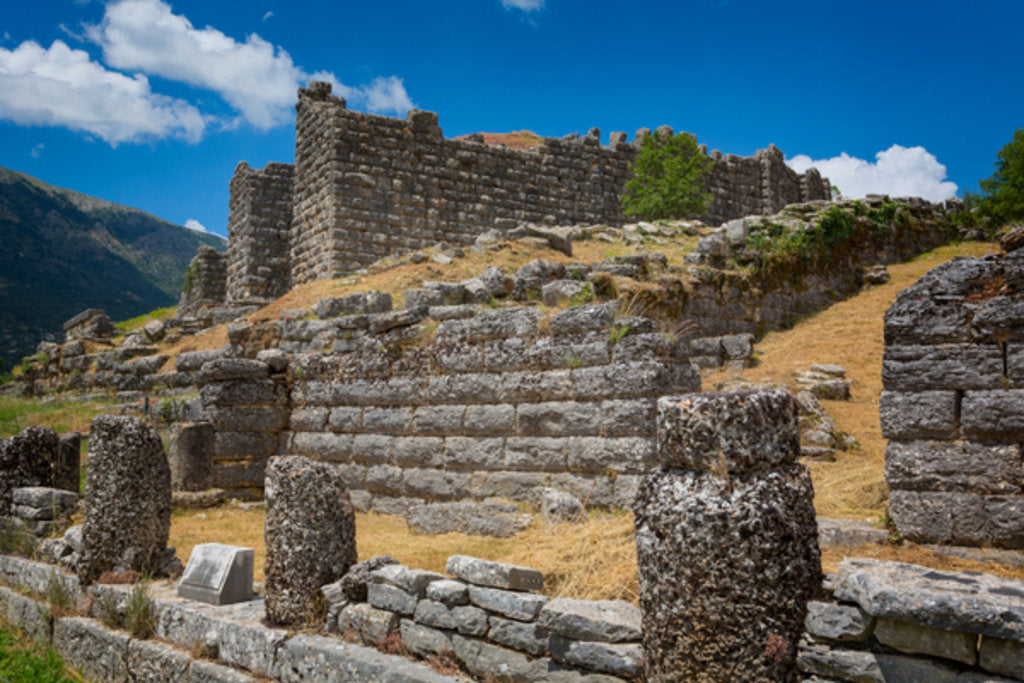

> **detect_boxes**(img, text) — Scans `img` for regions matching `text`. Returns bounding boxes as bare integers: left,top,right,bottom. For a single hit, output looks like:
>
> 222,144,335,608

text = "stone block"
549,304,615,335
539,598,641,643
835,558,1024,641
962,390,1024,440
804,600,875,642
400,619,453,657
53,617,130,683
264,456,357,625
488,616,550,656
446,554,544,591
350,434,395,465
392,437,444,468
55,431,80,493
980,635,1024,679
548,634,643,678
468,585,548,621
887,490,988,545
518,401,601,436
463,404,516,436
290,432,353,461
500,369,573,403
444,437,505,470
425,579,469,607
566,436,657,474
328,406,363,432
601,399,656,437
875,617,977,665
362,406,413,434
290,407,328,431
79,416,171,583
882,344,1005,391
798,642,959,683
412,405,465,435
886,441,1022,495
178,543,254,605
540,488,584,524
657,389,800,473
0,425,58,512
504,437,568,472
168,422,215,492
407,501,532,537
338,602,400,645
879,391,959,440
367,583,418,616
277,633,449,683
197,358,269,383
127,637,191,682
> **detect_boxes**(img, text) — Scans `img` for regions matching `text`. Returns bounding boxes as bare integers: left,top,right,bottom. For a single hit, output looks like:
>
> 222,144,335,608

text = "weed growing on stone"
123,581,155,639
378,632,411,657
607,322,631,344
43,572,73,618
563,351,582,369
425,650,462,676
0,519,37,557
96,591,121,630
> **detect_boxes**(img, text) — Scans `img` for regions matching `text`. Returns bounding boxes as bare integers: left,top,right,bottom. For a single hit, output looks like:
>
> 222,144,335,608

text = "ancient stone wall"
225,162,294,304
213,82,832,295
178,246,227,316
881,237,1024,548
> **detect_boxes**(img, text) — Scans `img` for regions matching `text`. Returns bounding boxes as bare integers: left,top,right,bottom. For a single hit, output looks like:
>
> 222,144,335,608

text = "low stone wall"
881,236,1024,548
799,558,1024,681
179,246,228,317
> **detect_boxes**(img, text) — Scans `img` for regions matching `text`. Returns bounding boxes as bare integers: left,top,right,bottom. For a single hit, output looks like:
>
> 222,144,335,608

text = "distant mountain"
0,167,225,371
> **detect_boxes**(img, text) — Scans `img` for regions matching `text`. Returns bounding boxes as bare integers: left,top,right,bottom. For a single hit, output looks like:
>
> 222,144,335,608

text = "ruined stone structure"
634,390,820,680
178,246,228,317
881,235,1024,548
201,82,830,306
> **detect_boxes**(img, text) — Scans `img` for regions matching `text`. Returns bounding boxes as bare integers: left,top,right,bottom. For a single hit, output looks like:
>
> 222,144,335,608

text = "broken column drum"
633,389,821,682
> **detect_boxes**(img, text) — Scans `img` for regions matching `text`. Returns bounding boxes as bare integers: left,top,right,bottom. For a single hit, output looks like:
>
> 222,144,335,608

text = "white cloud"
87,0,413,128
30,143,44,158
0,40,205,145
787,144,958,202
502,0,545,10
354,76,413,115
184,218,208,232
262,11,274,22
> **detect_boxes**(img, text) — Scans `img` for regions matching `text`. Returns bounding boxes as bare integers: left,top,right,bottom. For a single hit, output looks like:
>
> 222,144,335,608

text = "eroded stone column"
78,415,172,584
633,389,821,681
265,455,357,625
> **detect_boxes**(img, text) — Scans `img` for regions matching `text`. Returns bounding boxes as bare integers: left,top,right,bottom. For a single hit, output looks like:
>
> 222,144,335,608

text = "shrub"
621,131,714,221
123,581,155,639
44,572,73,618
977,129,1024,226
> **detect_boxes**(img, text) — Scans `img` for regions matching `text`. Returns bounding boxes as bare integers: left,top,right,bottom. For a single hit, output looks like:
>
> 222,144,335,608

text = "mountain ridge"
0,166,225,370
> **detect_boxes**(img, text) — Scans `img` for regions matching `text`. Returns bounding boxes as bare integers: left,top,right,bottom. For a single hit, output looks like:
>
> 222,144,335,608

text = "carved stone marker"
178,543,254,605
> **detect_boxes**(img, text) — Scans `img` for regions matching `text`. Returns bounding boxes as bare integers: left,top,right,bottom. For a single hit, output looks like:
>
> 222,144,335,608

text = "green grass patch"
0,396,116,439
0,623,78,682
114,306,177,333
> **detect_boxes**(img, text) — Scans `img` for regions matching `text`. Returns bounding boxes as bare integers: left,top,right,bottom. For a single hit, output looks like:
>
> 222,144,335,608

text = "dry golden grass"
705,241,1000,520
821,543,1024,582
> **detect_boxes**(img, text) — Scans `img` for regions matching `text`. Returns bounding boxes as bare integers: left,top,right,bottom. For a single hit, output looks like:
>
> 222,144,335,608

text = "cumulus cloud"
787,144,958,202
0,40,205,145
502,0,545,10
184,218,208,232
87,0,413,128
351,76,413,115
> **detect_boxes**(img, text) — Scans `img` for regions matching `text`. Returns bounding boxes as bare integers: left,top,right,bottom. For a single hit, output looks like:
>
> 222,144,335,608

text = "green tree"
621,131,714,221
978,128,1024,225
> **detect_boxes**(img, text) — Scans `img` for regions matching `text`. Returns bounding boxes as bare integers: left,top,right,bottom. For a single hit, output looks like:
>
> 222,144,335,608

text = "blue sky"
1,0,1021,238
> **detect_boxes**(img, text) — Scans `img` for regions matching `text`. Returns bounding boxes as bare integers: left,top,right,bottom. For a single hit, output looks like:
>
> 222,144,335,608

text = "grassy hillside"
0,167,225,370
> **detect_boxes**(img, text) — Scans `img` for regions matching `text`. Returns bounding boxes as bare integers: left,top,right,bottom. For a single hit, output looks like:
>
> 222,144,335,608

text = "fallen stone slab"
539,598,641,643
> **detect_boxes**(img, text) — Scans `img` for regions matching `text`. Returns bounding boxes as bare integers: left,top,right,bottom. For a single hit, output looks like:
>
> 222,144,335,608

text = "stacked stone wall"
226,162,294,303
178,246,227,316
284,82,829,285
881,241,1024,548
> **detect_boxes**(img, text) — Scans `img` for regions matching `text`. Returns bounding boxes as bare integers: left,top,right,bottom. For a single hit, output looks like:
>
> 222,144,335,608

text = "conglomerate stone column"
633,389,821,681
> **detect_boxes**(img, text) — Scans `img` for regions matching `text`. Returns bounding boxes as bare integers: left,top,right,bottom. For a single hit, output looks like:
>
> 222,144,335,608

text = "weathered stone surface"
798,642,959,683
656,390,800,473
54,617,130,682
962,390,1024,440
886,441,1022,495
11,485,78,512
446,555,544,591
0,585,50,642
817,518,889,549
540,488,585,524
127,637,191,682
634,464,820,681
0,425,58,511
874,617,978,665
979,635,1024,679
400,618,453,657
882,344,1005,391
79,415,171,583
835,558,1024,641
178,543,254,605
264,456,357,624
804,601,875,642
168,422,215,492
488,616,550,656
468,585,548,621
338,602,400,645
278,632,453,682
370,564,445,596
451,634,555,682
425,578,469,607
408,502,533,538
548,634,643,678
539,598,641,643
887,490,1024,548
339,555,399,602
367,582,418,616
879,391,958,440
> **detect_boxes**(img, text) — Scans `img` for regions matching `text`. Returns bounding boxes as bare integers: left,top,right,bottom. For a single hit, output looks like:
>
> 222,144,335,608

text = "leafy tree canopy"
621,131,714,221
978,128,1024,226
